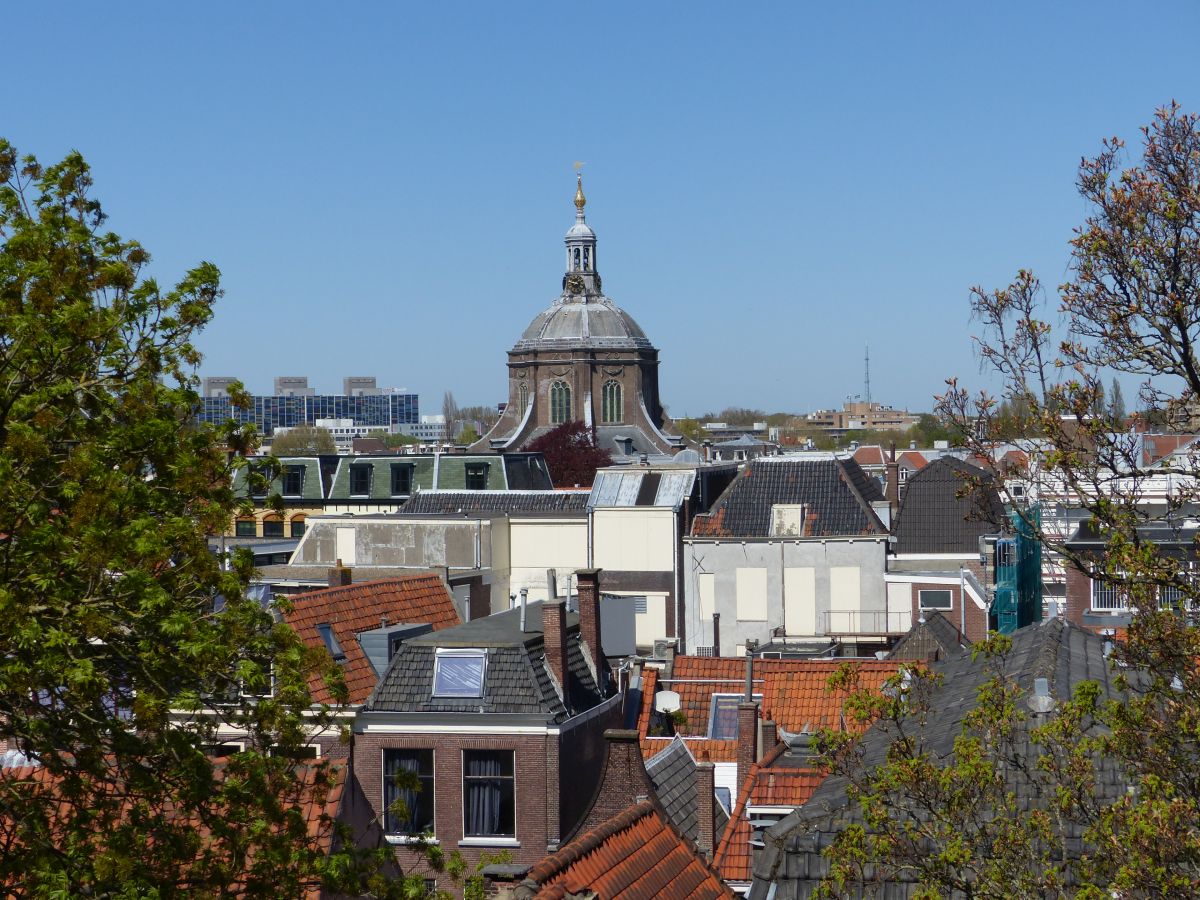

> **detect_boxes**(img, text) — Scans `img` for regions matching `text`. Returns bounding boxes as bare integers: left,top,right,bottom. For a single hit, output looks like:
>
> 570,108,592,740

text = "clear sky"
7,2,1200,417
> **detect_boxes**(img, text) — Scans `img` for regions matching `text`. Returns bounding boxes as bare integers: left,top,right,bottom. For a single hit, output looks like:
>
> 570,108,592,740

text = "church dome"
513,295,654,352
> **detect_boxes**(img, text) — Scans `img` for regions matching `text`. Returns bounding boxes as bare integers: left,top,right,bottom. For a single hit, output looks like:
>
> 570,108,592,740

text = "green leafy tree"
455,424,481,445
367,428,420,448
270,422,336,455
0,142,403,896
818,104,1200,896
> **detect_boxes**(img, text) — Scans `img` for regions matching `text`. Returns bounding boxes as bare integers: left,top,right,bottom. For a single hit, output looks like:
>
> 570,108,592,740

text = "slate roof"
233,457,327,501
364,602,604,724
887,611,969,663
690,458,886,538
661,656,903,738
748,618,1126,898
892,456,1007,554
714,743,825,883
645,737,699,841
284,575,461,705
518,800,732,899
400,490,588,515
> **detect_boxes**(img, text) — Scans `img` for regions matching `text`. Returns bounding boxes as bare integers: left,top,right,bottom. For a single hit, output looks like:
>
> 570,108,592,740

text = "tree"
455,424,481,445
0,143,400,895
441,390,459,428
367,428,420,448
817,104,1200,895
524,421,613,488
270,422,336,455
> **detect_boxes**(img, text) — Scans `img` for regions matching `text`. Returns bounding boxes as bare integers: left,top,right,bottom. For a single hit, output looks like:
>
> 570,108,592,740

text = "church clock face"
565,274,585,295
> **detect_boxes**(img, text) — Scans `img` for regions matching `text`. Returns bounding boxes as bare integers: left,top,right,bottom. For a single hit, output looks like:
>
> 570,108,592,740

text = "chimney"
577,730,658,834
886,442,900,511
542,598,570,711
737,701,760,785
575,568,604,681
712,613,721,657
327,559,352,588
761,719,778,760
546,568,558,600
695,759,716,860
519,587,528,633
743,638,758,700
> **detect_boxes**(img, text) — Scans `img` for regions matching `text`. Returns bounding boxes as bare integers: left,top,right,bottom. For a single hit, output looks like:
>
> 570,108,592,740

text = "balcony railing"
821,609,913,636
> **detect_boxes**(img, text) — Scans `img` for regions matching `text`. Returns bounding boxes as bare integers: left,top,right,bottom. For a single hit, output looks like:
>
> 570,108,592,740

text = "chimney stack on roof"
695,760,716,860
575,568,604,687
327,560,352,588
542,598,570,711
576,729,658,836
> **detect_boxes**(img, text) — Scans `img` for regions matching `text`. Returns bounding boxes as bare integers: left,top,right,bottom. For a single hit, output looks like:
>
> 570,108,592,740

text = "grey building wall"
681,538,890,656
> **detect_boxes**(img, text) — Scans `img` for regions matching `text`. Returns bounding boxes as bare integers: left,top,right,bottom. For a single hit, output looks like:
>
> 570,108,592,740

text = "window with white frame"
1090,576,1129,611
462,749,515,838
918,589,953,610
432,649,486,697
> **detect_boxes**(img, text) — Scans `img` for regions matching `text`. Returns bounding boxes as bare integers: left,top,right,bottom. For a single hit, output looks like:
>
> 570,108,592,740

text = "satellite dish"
654,690,681,713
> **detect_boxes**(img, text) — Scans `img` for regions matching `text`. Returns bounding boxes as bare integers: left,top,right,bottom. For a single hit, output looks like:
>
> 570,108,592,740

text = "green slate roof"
232,457,325,501
328,455,507,499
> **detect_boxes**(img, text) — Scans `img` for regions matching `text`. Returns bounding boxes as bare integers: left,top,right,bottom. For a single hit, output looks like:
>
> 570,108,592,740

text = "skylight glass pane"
708,693,763,739
433,651,485,697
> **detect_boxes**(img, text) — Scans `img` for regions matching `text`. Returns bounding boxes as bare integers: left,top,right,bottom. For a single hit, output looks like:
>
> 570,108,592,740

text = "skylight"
708,693,763,739
433,649,486,697
316,623,346,663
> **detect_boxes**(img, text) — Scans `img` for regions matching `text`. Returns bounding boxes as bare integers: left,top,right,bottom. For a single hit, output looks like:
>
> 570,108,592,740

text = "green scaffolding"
992,505,1043,634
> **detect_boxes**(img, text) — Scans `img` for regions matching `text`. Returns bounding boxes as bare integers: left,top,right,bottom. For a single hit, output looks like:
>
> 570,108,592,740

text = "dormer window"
432,648,486,697
349,463,372,496
391,463,413,496
282,465,305,497
465,462,489,490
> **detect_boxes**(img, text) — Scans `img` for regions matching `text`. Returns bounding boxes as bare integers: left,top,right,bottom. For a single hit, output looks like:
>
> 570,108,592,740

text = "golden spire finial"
573,162,586,211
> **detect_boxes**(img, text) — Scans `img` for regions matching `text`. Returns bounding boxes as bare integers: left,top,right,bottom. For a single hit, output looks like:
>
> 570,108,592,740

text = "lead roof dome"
513,295,655,352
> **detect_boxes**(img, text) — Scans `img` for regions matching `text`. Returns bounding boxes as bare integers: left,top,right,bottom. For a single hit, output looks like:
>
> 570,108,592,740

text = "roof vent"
1027,676,1055,714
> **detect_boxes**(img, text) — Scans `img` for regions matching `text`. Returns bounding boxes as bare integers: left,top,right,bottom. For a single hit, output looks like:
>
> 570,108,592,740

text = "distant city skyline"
7,2,1199,414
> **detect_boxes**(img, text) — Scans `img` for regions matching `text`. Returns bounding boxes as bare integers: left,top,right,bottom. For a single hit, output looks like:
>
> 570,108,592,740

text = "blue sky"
7,2,1200,416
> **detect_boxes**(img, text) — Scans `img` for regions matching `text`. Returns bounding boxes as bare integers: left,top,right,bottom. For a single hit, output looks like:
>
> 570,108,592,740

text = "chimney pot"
327,561,352,588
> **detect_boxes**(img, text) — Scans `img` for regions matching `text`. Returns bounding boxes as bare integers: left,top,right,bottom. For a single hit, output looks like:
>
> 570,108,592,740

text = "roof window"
433,648,486,697
316,623,346,663
708,692,763,739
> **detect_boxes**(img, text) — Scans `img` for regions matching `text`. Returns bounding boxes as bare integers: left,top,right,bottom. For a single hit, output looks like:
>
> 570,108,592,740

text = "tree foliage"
0,142,400,896
816,104,1200,895
524,421,612,488
270,422,336,455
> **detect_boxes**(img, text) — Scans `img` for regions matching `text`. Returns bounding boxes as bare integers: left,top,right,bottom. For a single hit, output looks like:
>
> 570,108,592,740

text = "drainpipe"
519,587,529,633
960,566,966,638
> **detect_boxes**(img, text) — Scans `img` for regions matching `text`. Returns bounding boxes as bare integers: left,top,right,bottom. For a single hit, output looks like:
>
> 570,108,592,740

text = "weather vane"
573,161,585,173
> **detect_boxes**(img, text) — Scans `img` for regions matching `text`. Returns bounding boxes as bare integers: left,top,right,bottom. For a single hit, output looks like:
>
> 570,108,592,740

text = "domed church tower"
471,175,684,457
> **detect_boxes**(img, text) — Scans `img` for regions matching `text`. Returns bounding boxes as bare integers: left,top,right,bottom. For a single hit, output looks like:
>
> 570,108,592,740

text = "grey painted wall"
681,538,890,655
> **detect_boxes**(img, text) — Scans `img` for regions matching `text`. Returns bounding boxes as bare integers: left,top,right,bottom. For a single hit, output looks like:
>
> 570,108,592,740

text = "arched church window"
582,248,590,271
601,380,623,424
573,248,581,271
518,382,529,415
550,381,572,425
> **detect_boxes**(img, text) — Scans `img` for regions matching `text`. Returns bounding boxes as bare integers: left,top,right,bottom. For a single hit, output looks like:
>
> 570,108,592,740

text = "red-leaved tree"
525,421,613,488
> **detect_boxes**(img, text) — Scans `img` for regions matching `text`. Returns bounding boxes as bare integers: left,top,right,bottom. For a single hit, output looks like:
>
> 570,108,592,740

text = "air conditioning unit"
652,638,677,659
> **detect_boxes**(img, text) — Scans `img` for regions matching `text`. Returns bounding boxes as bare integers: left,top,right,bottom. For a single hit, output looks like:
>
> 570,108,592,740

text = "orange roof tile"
285,575,461,705
1,761,348,898
852,445,886,466
525,800,732,899
662,656,904,737
637,667,659,739
713,745,824,883
643,737,738,763
897,450,928,470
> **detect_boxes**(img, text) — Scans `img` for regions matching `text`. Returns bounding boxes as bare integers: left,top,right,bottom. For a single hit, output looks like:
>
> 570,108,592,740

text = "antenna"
864,344,871,406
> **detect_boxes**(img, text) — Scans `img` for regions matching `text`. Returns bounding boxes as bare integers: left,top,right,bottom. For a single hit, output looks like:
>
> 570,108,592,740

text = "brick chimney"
695,759,716,860
542,598,571,711
327,559,352,588
761,719,778,760
575,568,604,681
737,701,759,785
577,729,657,835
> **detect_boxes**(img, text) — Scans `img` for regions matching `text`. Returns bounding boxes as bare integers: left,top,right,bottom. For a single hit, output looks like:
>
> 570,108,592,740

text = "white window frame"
918,589,953,610
460,748,518,845
432,648,487,698
1090,575,1129,612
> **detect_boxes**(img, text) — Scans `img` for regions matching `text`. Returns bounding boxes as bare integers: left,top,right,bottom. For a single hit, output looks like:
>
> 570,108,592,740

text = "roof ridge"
525,800,657,884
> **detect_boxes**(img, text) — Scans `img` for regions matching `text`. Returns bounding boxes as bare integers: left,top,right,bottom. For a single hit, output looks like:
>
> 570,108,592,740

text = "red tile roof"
524,800,732,898
637,667,659,738
663,656,903,737
285,575,461,704
713,745,824,882
643,737,738,762
852,445,886,466
897,450,928,470
1,761,349,899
